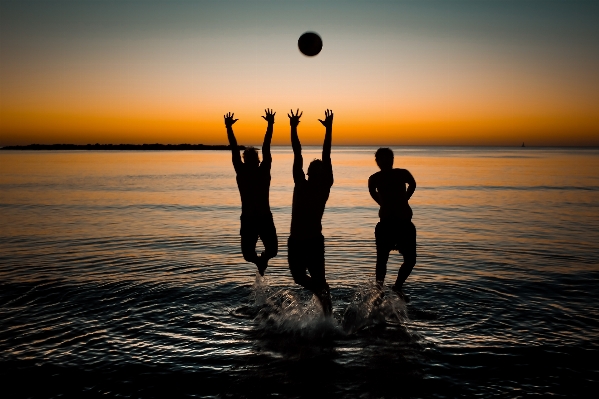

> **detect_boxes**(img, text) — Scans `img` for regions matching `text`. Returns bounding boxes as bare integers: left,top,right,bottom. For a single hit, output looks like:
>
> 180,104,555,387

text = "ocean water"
1,147,598,398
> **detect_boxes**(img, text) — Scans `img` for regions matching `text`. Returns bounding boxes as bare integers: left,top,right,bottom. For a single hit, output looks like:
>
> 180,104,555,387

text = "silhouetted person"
224,110,278,276
287,109,334,316
368,148,417,302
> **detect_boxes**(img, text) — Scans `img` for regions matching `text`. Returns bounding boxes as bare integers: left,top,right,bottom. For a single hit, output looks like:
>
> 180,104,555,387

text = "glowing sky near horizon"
1,0,598,146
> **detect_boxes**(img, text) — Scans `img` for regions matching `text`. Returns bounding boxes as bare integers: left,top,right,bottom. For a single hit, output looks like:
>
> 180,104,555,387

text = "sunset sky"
1,0,598,146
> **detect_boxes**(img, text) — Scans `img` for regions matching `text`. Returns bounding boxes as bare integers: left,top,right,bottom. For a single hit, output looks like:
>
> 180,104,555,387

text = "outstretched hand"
224,112,238,128
288,109,303,127
262,108,276,124
318,109,334,128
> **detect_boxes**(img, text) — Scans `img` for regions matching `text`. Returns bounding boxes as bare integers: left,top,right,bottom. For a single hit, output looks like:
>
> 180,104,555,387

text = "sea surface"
1,147,598,398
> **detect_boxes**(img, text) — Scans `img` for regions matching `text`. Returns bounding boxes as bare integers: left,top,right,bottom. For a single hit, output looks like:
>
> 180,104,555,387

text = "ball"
298,32,323,57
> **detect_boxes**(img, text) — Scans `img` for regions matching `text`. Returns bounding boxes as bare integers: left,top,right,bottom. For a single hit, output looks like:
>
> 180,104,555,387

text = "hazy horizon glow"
1,0,598,146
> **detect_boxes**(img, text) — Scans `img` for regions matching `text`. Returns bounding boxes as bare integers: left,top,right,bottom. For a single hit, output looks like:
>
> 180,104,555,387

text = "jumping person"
287,109,334,315
368,148,417,302
224,110,278,276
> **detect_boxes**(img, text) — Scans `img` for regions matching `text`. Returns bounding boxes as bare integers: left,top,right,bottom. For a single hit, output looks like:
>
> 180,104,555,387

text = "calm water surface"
1,147,598,398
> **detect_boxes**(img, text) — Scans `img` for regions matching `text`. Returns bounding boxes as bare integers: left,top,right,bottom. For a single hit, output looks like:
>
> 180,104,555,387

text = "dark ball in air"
298,32,323,57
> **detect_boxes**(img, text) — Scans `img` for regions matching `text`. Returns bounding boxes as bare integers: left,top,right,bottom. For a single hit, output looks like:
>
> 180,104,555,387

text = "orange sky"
1,1,598,146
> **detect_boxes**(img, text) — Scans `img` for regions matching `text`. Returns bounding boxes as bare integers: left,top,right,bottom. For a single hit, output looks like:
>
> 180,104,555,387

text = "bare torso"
368,168,415,221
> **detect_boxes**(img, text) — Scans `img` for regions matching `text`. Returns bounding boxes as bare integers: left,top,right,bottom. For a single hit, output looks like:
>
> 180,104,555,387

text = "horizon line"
2,143,599,150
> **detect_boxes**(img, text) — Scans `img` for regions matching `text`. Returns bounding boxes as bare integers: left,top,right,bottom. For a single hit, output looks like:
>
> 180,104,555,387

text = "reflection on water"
1,147,598,398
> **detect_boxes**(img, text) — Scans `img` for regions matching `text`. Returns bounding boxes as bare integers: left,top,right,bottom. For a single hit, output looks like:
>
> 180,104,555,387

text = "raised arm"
261,108,275,167
405,170,416,200
288,109,304,182
318,109,334,185
318,109,333,164
224,112,242,172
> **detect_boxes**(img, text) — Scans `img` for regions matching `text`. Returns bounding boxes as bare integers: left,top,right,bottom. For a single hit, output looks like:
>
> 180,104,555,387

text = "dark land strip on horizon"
0,144,246,151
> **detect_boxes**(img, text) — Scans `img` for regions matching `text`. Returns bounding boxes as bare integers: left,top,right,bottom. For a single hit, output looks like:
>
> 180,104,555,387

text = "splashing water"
250,273,411,339
341,282,409,334
251,272,338,338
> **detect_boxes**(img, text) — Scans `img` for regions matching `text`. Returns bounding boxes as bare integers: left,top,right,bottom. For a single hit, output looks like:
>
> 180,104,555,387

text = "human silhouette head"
307,159,324,181
375,148,394,170
243,147,260,168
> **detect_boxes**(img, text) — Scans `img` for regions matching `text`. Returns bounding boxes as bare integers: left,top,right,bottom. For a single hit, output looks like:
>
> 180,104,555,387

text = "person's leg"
393,221,416,288
392,221,416,302
394,254,416,289
241,233,260,265
375,221,392,284
240,217,260,266
391,255,414,303
306,237,326,288
306,236,332,316
257,216,278,275
288,237,316,291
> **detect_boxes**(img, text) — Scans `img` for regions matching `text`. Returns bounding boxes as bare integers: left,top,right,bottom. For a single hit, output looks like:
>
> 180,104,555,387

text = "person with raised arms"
287,109,335,315
224,109,278,276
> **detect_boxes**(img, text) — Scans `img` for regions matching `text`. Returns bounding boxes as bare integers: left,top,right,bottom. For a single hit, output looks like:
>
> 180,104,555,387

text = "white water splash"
251,274,409,337
251,272,338,338
341,281,408,334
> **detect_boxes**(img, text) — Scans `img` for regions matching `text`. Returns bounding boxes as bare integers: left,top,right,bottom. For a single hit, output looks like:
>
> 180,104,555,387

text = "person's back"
290,160,333,239
369,168,413,221
368,148,416,301
235,156,271,218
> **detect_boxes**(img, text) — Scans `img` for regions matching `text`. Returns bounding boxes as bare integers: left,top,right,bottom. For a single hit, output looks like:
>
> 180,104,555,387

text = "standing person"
224,109,278,276
368,148,417,302
287,109,334,316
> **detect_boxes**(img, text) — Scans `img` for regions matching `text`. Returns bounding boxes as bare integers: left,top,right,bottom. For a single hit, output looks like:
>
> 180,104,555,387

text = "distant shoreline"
0,144,245,151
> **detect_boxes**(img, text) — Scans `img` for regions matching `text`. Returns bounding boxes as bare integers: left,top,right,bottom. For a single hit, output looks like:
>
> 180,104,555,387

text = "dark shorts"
240,213,276,238
287,235,326,282
375,219,417,258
